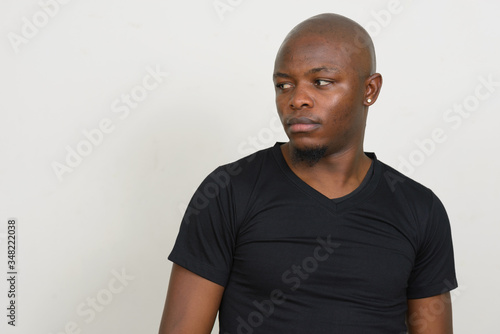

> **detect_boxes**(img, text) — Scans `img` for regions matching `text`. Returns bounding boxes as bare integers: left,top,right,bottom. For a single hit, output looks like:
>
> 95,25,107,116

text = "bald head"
276,13,376,78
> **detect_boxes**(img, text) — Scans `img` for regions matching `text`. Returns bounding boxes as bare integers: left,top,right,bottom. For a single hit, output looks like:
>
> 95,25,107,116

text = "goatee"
291,145,328,167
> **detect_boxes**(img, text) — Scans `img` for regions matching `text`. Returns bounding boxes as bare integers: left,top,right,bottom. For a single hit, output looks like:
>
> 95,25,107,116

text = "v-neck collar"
271,142,381,214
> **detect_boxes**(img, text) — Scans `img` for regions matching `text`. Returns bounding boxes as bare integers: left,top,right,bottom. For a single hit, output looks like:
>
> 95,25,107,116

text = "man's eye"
315,80,332,86
276,83,292,89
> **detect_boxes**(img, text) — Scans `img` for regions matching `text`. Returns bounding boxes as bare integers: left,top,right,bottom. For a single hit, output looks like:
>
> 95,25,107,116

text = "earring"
366,98,372,103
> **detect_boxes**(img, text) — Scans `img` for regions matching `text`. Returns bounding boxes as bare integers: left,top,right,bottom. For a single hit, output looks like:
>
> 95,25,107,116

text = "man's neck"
280,142,372,199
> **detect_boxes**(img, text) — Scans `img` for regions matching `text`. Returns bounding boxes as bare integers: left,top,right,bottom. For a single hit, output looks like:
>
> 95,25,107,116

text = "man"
159,13,457,334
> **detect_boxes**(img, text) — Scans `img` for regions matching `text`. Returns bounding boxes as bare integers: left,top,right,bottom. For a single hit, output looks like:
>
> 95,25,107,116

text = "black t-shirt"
169,142,458,334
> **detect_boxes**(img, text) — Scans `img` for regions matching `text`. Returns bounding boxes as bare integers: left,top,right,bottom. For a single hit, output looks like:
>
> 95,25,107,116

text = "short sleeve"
168,166,237,287
406,193,458,299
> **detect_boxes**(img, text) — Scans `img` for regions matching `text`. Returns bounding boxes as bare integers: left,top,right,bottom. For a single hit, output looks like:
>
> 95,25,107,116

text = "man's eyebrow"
273,67,341,79
273,72,291,79
307,66,341,74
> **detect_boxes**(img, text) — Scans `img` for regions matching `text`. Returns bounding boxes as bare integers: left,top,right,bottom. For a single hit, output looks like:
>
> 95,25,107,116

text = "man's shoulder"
214,144,278,179
374,156,441,214
194,145,279,199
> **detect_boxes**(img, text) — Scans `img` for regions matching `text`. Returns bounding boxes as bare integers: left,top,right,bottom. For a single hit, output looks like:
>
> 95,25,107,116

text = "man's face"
273,33,368,157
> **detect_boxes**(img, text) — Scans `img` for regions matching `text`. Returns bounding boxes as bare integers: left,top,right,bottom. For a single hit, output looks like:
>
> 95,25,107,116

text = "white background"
1,0,499,333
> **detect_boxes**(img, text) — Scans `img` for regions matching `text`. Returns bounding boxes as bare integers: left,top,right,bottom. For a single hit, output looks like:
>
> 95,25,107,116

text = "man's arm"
407,292,453,334
158,263,225,334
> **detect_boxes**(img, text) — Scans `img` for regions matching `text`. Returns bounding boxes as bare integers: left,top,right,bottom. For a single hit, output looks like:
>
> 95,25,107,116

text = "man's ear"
363,73,382,106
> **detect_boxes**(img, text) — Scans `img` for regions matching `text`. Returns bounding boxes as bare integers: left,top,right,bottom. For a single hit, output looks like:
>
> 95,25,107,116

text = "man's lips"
286,117,320,133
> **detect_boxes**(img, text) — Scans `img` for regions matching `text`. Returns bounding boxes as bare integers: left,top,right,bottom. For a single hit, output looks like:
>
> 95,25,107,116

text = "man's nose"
290,84,314,110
